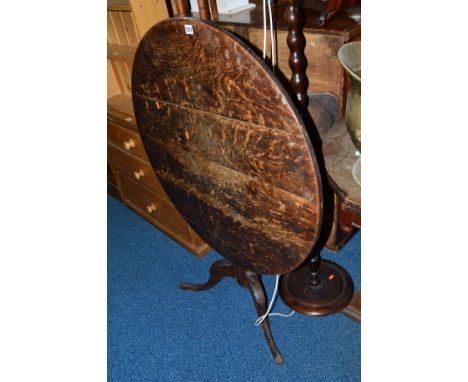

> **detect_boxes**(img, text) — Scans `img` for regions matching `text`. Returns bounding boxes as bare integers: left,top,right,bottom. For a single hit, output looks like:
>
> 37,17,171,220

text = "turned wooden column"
197,0,211,20
285,0,309,109
209,0,219,19
174,0,189,16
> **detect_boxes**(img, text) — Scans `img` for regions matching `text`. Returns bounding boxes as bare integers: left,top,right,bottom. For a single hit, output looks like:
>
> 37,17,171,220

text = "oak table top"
132,17,323,275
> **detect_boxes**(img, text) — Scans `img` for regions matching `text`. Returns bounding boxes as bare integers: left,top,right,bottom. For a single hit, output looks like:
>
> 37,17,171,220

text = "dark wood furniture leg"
180,260,283,365
180,259,234,291
325,193,358,252
341,290,361,323
245,272,283,365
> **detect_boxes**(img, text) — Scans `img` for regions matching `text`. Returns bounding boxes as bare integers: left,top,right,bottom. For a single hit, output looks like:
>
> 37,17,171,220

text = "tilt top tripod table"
131,1,354,365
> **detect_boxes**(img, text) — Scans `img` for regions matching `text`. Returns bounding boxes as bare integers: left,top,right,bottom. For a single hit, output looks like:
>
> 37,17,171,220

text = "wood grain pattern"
109,60,132,95
222,27,352,115
132,18,323,274
132,21,300,131
129,0,169,38
107,43,136,63
133,96,317,197
107,60,121,99
213,0,360,116
120,11,140,45
107,9,139,98
107,10,140,46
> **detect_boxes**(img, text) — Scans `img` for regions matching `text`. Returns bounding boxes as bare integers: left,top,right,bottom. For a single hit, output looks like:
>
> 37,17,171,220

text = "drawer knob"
123,139,135,150
134,169,145,180
146,202,159,214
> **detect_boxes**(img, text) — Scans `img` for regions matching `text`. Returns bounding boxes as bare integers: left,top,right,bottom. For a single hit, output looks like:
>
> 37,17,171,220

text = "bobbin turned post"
278,1,354,317
308,250,322,286
284,0,309,110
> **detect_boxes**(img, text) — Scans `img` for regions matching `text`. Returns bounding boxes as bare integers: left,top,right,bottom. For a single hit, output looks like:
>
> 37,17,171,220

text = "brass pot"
338,41,361,151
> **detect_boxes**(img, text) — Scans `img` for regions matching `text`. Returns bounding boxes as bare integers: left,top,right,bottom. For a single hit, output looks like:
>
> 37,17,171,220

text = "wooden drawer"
107,94,138,131
107,122,147,160
119,173,192,240
107,112,137,132
108,144,169,200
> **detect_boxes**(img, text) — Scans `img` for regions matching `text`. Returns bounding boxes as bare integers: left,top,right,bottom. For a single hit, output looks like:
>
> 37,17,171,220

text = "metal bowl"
338,41,361,151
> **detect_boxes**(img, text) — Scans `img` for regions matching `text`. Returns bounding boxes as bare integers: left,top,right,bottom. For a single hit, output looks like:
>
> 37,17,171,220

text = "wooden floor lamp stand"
180,259,284,365
280,250,354,316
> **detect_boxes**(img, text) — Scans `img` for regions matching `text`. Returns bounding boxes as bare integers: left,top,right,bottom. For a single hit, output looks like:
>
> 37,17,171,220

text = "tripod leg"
180,259,235,291
245,272,283,365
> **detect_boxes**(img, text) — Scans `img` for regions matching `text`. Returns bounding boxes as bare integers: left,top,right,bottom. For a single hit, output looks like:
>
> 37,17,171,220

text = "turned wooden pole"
209,0,219,19
284,0,309,109
174,0,189,16
308,250,322,286
197,0,211,20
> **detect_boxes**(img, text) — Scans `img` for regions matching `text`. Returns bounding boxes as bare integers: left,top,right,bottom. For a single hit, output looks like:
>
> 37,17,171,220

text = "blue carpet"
108,195,360,381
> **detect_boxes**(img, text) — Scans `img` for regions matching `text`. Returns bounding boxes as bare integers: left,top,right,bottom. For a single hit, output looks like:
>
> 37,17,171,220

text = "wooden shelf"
108,93,134,118
194,0,360,37
108,0,131,12
107,43,136,63
108,4,132,11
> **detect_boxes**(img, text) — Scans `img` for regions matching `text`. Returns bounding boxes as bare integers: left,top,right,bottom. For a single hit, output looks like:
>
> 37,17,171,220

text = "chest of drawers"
107,96,210,257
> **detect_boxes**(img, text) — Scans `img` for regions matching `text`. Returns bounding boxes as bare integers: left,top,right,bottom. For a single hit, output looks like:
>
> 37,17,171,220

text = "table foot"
245,272,283,365
180,259,235,291
180,260,283,365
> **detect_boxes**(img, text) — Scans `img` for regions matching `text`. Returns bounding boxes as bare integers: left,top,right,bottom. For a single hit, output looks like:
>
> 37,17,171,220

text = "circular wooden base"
280,260,354,316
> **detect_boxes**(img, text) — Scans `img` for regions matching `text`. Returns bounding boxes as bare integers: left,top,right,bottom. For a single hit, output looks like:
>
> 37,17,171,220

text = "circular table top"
131,17,323,275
